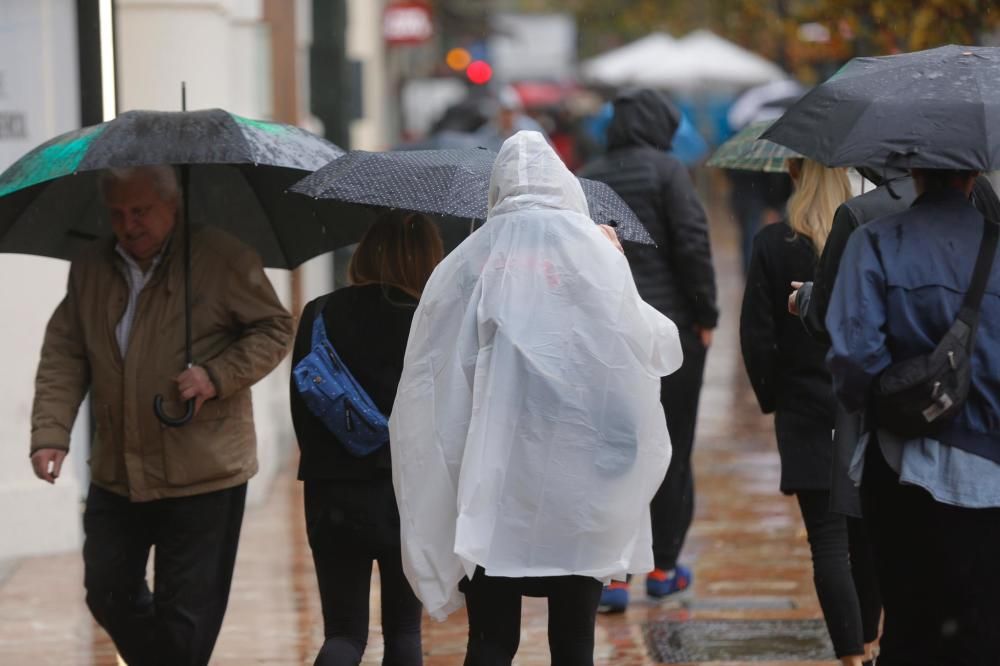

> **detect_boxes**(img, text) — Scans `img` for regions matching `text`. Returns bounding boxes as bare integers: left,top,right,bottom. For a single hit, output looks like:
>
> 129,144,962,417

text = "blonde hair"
786,159,853,256
348,212,444,298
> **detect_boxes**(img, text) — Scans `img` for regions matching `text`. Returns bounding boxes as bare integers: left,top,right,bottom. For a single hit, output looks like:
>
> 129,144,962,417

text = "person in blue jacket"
827,168,1000,666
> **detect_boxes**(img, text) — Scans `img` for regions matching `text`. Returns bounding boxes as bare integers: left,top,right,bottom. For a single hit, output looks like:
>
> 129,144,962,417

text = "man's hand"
788,281,804,315
695,326,714,348
598,225,625,254
31,448,67,484
175,365,218,415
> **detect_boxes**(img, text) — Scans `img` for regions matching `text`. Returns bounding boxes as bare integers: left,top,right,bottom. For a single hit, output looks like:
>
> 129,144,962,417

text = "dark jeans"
650,329,707,570
83,482,246,666
461,568,602,666
796,490,881,657
305,479,422,666
862,442,1000,665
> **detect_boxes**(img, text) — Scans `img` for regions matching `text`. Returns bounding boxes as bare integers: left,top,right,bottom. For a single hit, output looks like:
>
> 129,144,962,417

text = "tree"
803,0,995,56
515,0,1000,79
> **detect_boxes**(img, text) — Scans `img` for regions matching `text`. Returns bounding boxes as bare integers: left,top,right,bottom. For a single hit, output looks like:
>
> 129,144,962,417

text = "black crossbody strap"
957,219,999,329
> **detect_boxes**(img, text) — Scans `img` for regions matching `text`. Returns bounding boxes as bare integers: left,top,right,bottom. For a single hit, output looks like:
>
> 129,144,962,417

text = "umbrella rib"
826,70,927,166
973,67,991,171
230,112,262,167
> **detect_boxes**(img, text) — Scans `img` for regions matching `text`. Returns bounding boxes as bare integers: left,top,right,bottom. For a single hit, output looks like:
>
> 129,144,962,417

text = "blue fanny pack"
292,304,389,457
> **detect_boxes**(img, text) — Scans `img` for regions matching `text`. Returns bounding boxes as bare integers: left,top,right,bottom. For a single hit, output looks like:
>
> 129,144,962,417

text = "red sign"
383,2,433,46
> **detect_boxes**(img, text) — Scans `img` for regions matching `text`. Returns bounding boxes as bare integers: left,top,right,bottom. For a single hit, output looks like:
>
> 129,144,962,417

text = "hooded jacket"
579,89,718,330
389,131,682,620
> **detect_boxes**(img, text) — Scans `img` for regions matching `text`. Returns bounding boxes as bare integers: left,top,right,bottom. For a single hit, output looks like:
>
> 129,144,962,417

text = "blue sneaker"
645,565,692,598
598,581,630,613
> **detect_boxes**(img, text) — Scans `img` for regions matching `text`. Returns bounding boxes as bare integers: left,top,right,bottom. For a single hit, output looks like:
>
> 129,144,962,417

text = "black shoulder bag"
873,219,999,439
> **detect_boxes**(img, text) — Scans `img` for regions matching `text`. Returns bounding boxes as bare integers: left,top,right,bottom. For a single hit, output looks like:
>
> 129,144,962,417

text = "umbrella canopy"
290,147,655,245
0,108,345,268
727,78,805,130
634,30,785,92
579,32,678,87
707,120,802,172
761,45,1000,170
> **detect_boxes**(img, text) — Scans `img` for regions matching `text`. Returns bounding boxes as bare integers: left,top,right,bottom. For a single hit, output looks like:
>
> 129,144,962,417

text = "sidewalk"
0,205,837,665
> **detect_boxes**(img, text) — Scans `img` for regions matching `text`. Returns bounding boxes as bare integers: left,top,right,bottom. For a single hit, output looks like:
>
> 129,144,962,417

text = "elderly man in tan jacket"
29,165,293,666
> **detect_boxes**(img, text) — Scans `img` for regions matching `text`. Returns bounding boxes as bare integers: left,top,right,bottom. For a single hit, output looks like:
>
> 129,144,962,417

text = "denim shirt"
827,188,1000,508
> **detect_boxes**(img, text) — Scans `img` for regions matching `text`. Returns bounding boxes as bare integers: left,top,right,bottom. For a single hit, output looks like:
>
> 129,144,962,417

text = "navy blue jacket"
827,188,1000,462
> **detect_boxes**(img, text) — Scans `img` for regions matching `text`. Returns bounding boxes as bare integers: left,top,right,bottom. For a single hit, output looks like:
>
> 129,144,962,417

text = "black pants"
650,329,707,570
305,478,422,666
796,490,881,658
862,443,1000,666
83,482,246,666
461,568,602,666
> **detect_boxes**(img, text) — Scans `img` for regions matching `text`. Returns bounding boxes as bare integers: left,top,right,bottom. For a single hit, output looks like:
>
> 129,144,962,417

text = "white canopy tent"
579,32,678,87
633,30,786,92
581,29,785,93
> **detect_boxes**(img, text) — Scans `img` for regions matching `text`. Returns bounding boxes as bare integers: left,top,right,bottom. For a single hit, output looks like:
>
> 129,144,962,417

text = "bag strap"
955,218,998,354
309,295,333,349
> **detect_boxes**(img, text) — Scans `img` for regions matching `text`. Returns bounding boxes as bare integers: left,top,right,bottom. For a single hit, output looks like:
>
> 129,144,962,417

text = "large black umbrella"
289,148,655,246
761,45,1000,170
0,108,345,426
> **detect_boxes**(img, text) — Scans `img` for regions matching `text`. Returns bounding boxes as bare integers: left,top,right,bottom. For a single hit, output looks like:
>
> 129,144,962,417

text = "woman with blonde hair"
740,158,880,666
290,212,444,666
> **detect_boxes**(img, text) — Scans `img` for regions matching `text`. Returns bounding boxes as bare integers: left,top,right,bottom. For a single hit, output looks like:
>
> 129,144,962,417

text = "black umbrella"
0,108,345,266
762,45,1000,170
0,108,345,426
289,148,655,246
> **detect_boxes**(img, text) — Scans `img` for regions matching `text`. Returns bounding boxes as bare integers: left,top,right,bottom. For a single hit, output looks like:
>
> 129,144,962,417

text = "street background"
1,1,998,663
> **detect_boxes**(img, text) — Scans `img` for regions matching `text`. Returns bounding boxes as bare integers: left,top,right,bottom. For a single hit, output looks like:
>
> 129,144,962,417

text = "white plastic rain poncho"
390,131,683,620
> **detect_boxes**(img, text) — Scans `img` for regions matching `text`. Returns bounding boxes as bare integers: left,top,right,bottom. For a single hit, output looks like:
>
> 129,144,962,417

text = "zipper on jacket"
345,406,354,432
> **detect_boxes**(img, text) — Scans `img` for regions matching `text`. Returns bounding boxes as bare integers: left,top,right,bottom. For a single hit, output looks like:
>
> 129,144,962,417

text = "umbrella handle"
153,395,195,427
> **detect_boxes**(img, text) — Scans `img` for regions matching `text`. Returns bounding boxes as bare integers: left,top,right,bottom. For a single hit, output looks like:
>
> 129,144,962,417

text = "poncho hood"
488,130,590,219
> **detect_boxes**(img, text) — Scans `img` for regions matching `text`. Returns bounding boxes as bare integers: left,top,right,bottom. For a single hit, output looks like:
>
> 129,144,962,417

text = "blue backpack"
292,300,390,457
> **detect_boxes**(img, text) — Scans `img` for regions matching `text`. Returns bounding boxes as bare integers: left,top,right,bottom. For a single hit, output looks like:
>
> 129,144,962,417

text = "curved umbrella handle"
153,395,195,428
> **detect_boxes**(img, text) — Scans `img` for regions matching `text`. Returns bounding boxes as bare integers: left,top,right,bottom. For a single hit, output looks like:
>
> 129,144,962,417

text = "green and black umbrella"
706,120,801,173
0,108,345,426
0,108,345,266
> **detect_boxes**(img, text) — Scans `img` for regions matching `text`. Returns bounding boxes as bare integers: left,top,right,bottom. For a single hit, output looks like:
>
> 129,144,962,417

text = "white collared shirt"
114,245,164,356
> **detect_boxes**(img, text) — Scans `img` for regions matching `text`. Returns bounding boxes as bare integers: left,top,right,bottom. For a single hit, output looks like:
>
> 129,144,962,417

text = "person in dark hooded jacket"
579,89,718,612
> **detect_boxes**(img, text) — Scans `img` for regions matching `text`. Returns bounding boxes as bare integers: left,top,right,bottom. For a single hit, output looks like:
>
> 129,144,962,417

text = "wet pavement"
0,199,837,665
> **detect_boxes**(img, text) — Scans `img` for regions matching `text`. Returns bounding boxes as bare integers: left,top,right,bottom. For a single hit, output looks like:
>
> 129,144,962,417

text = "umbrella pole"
152,166,196,427
153,84,195,427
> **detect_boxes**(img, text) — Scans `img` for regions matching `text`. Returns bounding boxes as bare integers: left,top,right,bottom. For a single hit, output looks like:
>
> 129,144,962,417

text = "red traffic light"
466,60,493,85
